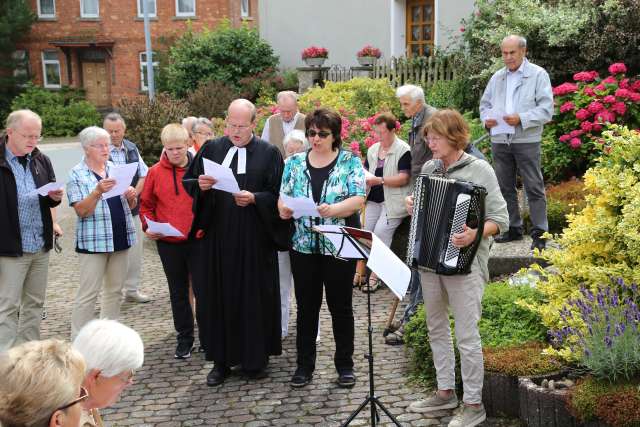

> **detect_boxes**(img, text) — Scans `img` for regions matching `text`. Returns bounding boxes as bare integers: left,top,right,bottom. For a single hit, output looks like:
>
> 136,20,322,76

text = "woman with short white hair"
73,319,144,426
67,127,138,338
0,339,87,427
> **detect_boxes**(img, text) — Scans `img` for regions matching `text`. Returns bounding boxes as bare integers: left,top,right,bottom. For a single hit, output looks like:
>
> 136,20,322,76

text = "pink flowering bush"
546,62,640,182
356,45,382,58
337,109,402,159
301,46,329,60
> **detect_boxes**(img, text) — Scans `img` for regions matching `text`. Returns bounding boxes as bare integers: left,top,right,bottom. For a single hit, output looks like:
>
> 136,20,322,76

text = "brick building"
15,0,259,108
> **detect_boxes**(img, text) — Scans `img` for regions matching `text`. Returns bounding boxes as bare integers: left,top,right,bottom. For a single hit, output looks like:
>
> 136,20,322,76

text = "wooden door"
82,62,109,107
406,0,435,57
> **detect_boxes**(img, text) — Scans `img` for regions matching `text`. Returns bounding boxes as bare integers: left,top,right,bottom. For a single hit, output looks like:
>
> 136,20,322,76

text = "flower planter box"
357,56,376,66
304,57,326,67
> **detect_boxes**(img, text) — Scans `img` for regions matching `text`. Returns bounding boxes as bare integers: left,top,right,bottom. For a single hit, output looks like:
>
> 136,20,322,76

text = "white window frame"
37,0,56,18
80,0,99,18
240,0,250,18
175,0,196,17
137,0,157,18
42,51,61,89
139,52,159,91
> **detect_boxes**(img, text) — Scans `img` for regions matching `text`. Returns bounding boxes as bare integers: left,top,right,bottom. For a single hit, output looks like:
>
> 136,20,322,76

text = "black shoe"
531,236,546,252
244,368,268,380
336,370,356,388
290,367,312,388
494,229,523,243
174,342,193,359
206,365,229,386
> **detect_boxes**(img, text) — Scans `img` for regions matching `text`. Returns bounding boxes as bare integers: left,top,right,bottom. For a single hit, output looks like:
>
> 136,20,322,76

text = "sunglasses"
56,386,89,412
306,130,332,139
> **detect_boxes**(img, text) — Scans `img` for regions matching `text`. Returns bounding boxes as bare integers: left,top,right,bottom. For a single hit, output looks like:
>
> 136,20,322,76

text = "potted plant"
356,45,382,66
301,46,329,67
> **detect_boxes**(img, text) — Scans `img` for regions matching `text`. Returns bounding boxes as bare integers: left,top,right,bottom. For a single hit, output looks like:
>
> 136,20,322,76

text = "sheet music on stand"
313,225,410,300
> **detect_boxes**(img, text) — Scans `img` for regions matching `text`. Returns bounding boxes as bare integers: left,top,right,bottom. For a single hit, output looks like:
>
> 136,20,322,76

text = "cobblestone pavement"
41,209,520,427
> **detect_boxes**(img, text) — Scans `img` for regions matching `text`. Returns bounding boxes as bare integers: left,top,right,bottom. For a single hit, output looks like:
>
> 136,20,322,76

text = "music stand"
314,226,402,427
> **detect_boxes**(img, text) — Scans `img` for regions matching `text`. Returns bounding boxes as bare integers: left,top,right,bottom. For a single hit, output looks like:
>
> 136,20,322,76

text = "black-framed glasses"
56,386,89,412
306,130,331,139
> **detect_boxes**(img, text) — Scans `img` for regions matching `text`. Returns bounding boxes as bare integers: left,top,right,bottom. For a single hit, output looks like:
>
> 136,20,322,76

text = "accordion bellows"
408,174,487,275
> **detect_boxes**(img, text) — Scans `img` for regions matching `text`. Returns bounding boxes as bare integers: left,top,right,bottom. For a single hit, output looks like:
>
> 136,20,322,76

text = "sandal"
362,279,382,293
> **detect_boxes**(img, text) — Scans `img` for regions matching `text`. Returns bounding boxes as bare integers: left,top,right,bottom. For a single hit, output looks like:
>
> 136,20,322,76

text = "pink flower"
460,27,465,32
569,138,582,149
595,110,616,124
594,83,606,92
553,83,578,96
364,137,376,148
631,81,640,91
611,102,627,115
592,123,603,132
584,87,596,97
301,46,329,59
559,134,571,143
570,129,584,138
602,76,618,84
573,71,599,82
350,141,361,154
603,95,616,104
587,101,604,113
580,121,594,132
615,88,633,99
630,92,640,103
357,45,382,58
575,108,591,121
608,63,627,75
620,78,630,89
559,101,575,113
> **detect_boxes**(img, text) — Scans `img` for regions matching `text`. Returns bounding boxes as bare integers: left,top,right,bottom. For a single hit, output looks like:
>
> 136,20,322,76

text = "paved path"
41,193,520,427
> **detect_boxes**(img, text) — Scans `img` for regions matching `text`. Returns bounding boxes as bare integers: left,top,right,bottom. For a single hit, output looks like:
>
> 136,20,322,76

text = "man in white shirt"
261,91,306,157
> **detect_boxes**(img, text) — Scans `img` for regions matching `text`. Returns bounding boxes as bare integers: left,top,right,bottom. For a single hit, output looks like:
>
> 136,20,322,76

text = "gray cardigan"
479,59,554,144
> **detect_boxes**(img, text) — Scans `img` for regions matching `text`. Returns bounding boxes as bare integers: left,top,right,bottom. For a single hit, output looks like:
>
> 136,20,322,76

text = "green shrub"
161,20,279,97
425,78,466,111
10,84,101,136
480,281,548,347
237,68,284,104
117,93,189,165
568,376,640,425
279,69,299,91
298,78,401,118
186,79,238,119
483,342,562,376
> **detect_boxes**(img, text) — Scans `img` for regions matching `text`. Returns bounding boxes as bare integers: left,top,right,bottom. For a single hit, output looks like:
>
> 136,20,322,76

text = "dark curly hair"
304,108,342,150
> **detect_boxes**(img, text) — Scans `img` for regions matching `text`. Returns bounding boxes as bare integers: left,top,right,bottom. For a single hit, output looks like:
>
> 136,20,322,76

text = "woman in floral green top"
278,109,366,389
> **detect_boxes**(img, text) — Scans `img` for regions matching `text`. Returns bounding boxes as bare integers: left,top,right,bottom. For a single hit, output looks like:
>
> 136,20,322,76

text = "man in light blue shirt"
104,113,151,303
480,35,554,251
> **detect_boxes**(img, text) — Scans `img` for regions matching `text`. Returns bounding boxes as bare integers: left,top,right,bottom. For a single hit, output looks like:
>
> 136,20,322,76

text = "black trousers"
290,250,356,374
156,240,196,346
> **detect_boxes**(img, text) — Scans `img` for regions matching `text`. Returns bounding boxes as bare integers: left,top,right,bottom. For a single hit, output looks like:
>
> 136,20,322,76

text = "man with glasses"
261,90,306,157
0,109,62,351
184,99,285,386
103,112,151,304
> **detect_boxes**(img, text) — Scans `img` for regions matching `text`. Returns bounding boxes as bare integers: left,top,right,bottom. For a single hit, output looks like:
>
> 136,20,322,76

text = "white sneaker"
408,391,458,413
124,291,151,303
448,404,486,427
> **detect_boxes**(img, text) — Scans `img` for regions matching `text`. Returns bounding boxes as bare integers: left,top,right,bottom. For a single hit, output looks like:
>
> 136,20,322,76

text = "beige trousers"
123,214,143,295
420,265,485,404
71,250,128,338
0,250,50,351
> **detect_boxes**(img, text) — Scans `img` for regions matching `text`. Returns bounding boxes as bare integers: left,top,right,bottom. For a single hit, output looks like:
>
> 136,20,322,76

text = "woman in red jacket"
140,124,198,359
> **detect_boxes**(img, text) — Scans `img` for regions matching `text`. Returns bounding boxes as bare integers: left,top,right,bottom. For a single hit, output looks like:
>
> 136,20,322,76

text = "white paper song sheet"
102,163,138,200
313,224,366,259
483,108,515,136
29,181,64,197
367,234,411,300
202,158,241,194
145,217,184,237
281,194,320,219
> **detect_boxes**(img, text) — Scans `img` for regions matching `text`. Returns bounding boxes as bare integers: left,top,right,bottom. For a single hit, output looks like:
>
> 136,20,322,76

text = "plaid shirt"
67,160,136,252
109,140,148,177
4,147,44,253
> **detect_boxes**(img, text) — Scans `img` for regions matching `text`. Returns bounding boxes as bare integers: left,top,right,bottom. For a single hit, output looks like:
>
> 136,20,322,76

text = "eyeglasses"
89,144,110,150
114,369,135,383
426,135,446,143
194,131,213,137
14,131,43,142
225,123,252,132
56,387,89,412
306,130,332,139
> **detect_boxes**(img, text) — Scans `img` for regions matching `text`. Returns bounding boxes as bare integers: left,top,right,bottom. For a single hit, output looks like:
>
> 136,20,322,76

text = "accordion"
407,174,487,275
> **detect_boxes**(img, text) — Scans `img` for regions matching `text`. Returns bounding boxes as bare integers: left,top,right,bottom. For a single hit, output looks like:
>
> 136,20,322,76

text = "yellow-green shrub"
298,78,401,118
530,126,640,359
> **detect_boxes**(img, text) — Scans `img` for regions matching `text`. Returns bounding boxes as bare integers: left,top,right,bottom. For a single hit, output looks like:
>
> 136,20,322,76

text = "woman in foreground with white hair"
73,319,144,426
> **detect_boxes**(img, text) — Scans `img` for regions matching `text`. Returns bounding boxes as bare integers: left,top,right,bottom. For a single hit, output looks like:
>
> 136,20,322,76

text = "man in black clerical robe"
183,99,284,386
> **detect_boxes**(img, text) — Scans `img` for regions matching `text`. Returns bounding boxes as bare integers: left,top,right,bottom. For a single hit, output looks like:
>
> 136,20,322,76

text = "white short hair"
276,90,299,104
78,126,110,149
72,319,144,377
501,35,527,49
395,84,425,104
283,129,309,152
5,109,41,129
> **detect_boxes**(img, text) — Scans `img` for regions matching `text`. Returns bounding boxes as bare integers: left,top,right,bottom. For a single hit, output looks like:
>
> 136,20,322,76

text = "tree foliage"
160,20,278,98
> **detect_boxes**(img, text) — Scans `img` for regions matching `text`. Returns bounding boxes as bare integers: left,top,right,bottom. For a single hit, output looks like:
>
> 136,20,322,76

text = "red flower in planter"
608,62,627,75
573,71,599,82
301,46,329,59
356,45,382,58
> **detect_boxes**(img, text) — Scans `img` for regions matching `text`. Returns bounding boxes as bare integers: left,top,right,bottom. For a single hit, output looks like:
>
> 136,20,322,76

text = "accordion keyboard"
443,193,471,268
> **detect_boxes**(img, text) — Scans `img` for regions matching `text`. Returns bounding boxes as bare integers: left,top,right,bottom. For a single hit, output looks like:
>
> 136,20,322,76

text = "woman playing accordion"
406,109,508,427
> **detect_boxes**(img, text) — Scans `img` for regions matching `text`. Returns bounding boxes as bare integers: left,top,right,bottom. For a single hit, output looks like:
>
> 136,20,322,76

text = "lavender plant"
550,278,640,382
